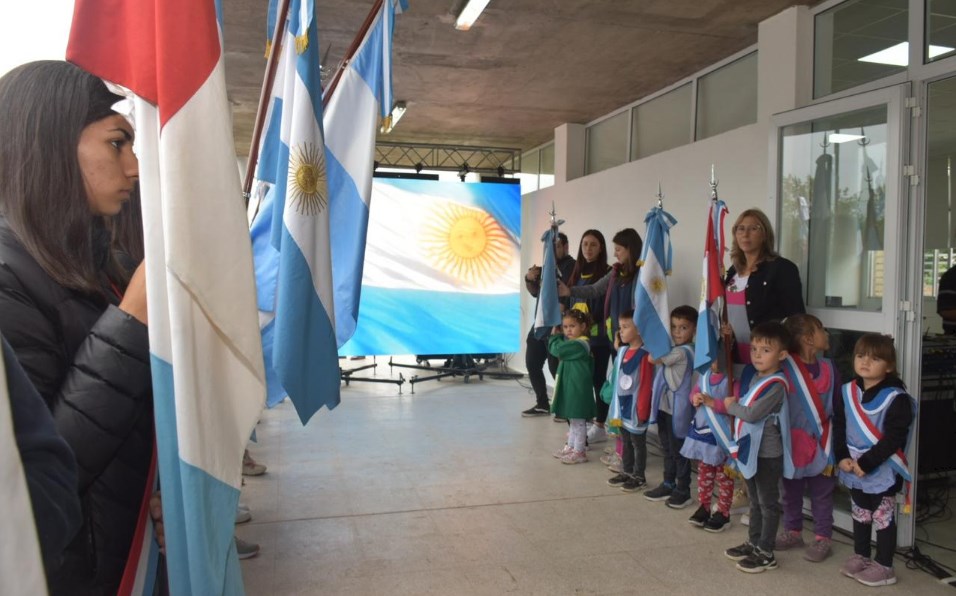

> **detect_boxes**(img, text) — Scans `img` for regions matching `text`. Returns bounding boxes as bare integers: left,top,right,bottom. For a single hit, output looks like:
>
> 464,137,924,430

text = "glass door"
770,84,914,540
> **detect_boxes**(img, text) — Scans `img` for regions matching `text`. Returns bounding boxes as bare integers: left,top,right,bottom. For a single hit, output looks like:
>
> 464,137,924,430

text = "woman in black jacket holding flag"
0,61,155,595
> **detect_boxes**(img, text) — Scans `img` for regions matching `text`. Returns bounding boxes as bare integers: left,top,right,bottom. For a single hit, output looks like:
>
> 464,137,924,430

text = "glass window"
630,83,692,160
814,0,908,98
695,53,757,141
926,0,956,63
585,111,628,175
519,149,539,194
777,105,888,311
924,76,956,332
539,143,555,189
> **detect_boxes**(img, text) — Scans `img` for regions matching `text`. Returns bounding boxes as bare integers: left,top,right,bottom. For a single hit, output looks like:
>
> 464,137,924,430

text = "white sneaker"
586,424,608,444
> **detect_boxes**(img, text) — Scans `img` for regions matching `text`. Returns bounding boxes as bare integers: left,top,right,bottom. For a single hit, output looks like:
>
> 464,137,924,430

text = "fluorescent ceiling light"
827,133,865,144
858,42,954,67
455,0,491,31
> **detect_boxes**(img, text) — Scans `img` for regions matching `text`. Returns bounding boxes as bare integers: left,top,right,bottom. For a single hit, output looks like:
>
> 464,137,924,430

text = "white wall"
514,6,812,377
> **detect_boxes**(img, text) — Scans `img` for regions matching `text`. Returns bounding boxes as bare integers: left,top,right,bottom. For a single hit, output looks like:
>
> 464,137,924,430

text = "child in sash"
644,306,697,509
834,334,915,587
550,309,598,464
699,322,791,573
686,360,734,532
777,314,840,562
605,309,654,492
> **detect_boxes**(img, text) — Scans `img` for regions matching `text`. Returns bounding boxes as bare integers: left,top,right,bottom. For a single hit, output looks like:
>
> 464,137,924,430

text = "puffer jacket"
0,216,152,595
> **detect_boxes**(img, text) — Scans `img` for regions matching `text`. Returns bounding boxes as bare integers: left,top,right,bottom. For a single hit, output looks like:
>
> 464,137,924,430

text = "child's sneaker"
607,473,629,487
586,424,608,444
643,483,673,502
553,415,568,423
665,491,693,510
774,530,805,551
599,452,621,466
725,541,756,561
803,537,832,562
561,450,588,464
620,476,647,492
840,554,871,578
552,445,573,459
853,561,897,587
703,512,731,533
688,505,710,527
740,513,750,526
736,548,777,573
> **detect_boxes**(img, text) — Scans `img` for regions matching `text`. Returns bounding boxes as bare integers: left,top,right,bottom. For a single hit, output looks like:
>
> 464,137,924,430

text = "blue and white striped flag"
533,227,562,339
635,206,677,359
324,0,405,346
258,0,341,425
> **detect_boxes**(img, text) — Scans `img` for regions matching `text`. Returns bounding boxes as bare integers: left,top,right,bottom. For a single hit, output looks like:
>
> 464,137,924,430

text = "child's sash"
698,373,735,456
607,346,653,433
843,383,914,482
730,372,791,479
781,355,833,466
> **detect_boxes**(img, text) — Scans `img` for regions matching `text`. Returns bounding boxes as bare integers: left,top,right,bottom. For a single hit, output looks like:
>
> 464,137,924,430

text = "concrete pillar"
757,5,813,120
554,123,586,183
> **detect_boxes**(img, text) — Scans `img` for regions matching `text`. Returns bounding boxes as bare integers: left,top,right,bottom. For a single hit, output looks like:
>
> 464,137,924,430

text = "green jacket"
548,335,597,420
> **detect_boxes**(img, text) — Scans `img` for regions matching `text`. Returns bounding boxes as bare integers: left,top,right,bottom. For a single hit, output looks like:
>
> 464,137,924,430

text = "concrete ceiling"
223,0,816,159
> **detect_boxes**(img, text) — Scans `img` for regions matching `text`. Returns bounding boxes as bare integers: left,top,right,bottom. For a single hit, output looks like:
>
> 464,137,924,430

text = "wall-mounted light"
497,166,505,177
380,100,407,134
455,0,491,31
458,163,470,182
415,163,423,174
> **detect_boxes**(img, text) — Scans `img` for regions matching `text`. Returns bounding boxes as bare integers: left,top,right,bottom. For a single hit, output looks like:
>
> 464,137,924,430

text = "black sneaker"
620,477,647,492
607,473,629,487
643,483,673,501
736,548,777,573
688,505,710,527
521,405,550,417
703,512,731,533
665,492,692,510
725,542,756,561
553,416,568,423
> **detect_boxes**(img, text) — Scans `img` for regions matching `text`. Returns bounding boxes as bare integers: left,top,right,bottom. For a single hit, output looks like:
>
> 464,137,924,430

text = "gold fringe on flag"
264,40,273,59
822,464,835,477
723,464,743,479
295,33,309,54
379,114,393,134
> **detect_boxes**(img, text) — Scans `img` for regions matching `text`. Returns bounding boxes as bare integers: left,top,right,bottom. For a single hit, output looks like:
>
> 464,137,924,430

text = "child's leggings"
568,419,587,452
697,462,734,516
850,488,896,568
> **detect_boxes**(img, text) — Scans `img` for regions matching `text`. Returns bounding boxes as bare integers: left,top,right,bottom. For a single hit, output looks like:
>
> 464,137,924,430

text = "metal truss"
375,142,522,175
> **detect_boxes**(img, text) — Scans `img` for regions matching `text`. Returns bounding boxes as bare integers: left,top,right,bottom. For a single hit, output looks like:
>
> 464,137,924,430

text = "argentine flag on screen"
339,178,521,356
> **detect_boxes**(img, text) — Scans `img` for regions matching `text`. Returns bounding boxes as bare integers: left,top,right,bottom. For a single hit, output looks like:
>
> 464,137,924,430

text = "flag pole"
711,165,734,390
323,0,385,103
242,0,292,202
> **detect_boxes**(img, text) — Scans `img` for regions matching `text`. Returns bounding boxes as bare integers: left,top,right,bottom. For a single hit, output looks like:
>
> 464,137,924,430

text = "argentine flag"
69,0,267,593
694,199,728,372
635,206,677,360
324,0,404,346
340,178,521,356
533,227,562,339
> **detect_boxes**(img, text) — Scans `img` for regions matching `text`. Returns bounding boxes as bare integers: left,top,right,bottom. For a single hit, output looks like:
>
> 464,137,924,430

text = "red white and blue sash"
117,446,160,596
782,355,833,465
730,372,791,479
698,373,735,456
843,383,913,482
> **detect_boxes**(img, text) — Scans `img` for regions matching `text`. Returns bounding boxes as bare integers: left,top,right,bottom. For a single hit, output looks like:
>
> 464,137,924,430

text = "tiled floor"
237,368,954,595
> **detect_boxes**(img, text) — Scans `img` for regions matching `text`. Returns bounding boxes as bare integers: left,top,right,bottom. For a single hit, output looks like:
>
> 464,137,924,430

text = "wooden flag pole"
323,0,384,102
711,165,735,391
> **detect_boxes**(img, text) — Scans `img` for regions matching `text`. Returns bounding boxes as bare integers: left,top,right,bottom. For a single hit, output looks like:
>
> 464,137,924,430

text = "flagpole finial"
548,201,564,229
656,181,664,208
710,165,719,201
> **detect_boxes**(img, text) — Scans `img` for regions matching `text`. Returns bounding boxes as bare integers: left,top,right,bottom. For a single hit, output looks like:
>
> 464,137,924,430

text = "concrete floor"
237,366,954,595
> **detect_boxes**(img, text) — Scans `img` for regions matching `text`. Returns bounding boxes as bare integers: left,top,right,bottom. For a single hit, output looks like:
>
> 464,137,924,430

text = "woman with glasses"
724,208,805,366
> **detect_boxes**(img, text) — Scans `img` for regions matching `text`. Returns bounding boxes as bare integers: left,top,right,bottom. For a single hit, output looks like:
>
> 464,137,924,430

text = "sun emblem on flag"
650,277,667,294
421,202,512,288
288,142,328,216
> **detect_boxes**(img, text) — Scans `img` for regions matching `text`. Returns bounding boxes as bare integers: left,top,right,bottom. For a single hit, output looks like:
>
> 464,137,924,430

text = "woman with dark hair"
0,61,152,594
723,208,805,365
559,227,643,442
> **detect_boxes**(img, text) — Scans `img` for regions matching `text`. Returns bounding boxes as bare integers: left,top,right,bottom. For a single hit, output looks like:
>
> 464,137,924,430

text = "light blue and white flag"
324,0,404,346
533,227,562,339
635,206,677,360
256,0,341,425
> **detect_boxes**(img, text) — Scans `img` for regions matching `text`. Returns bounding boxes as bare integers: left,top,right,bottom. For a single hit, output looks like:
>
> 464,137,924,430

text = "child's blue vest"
780,355,835,478
682,372,733,466
650,344,695,439
838,382,916,494
730,371,794,480
608,346,650,434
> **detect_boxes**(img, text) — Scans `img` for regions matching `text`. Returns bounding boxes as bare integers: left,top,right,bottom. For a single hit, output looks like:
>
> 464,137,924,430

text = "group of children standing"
545,306,915,587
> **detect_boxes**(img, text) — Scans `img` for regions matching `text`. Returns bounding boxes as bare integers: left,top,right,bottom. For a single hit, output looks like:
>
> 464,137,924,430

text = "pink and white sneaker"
561,450,588,464
553,445,574,459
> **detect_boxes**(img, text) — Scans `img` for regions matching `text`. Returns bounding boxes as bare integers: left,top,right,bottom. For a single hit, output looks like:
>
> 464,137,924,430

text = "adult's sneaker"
687,505,710,527
620,477,647,492
242,450,266,476
643,483,673,502
553,416,568,423
703,512,730,533
607,473,630,487
665,492,692,509
586,424,608,444
235,506,252,525
522,404,550,417
235,537,260,560
853,562,897,587
724,541,756,561
736,548,777,573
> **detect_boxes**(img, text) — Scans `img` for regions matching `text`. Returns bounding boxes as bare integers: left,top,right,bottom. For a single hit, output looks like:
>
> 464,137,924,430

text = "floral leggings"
697,462,734,516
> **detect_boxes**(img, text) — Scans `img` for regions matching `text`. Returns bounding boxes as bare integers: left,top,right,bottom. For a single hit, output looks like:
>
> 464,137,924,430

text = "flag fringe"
295,33,309,54
265,40,273,59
